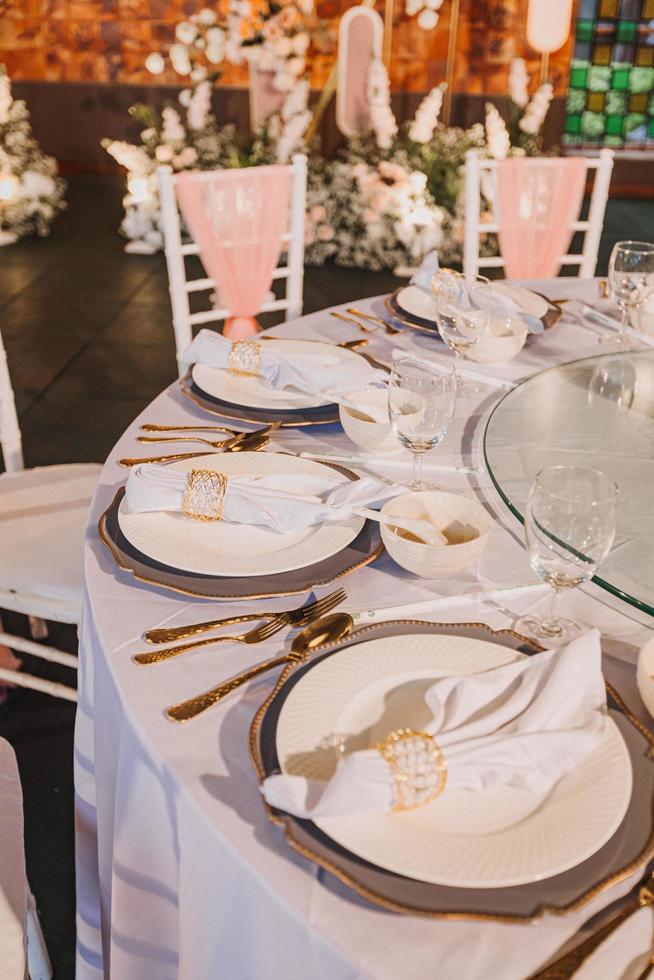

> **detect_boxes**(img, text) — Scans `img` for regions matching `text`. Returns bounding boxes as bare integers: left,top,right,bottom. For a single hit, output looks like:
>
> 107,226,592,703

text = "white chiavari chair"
0,737,52,980
0,326,101,702
463,148,614,279
158,154,308,376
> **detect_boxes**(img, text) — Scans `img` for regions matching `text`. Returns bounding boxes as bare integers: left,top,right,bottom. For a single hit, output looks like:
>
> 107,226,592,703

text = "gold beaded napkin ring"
181,470,228,522
377,729,448,811
229,340,261,377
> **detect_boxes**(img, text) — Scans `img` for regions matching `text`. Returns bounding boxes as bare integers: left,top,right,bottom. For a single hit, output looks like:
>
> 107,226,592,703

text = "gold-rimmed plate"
385,288,562,338
181,373,340,427
251,620,654,921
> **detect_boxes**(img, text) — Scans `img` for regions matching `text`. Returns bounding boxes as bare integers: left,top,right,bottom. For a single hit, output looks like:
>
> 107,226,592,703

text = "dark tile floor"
0,174,652,979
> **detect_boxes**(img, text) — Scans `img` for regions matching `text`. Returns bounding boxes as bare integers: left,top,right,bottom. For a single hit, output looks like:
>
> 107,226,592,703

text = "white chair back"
0,328,23,473
463,148,614,280
158,155,308,376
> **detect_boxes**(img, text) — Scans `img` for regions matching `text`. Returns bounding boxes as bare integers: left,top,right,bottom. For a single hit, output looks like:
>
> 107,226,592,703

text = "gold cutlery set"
118,422,280,466
331,308,399,335
134,588,350,722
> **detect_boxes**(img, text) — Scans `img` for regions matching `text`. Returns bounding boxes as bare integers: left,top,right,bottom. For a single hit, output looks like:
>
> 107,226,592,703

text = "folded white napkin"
183,329,387,398
125,464,404,533
262,629,606,817
410,252,543,334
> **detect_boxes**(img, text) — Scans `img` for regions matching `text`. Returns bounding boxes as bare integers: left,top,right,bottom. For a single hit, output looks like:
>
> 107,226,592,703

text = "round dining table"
74,277,654,980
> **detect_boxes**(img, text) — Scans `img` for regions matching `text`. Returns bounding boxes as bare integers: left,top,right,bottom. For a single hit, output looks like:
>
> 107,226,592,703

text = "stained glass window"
564,0,654,148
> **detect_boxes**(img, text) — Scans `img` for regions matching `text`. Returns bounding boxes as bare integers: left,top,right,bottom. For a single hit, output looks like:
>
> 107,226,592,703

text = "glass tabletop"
483,350,654,617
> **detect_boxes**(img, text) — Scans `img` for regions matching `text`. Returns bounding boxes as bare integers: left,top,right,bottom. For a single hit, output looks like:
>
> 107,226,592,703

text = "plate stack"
253,622,652,921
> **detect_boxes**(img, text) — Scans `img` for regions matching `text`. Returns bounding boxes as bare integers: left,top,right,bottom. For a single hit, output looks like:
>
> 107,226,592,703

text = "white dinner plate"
276,634,632,889
117,452,365,578
192,338,367,411
395,282,549,324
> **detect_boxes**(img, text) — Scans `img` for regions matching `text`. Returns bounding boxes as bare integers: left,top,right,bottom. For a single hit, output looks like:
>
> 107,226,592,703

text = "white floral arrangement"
0,66,66,245
405,0,444,31
143,3,312,94
485,59,554,159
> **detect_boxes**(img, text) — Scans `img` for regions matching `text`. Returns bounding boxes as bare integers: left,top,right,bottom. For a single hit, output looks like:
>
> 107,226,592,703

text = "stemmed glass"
514,465,618,646
388,356,456,490
606,240,654,346
432,271,491,392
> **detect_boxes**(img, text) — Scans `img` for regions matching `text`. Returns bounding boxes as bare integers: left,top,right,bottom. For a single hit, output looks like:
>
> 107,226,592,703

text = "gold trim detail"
229,340,261,377
249,620,654,923
377,728,447,811
181,469,227,522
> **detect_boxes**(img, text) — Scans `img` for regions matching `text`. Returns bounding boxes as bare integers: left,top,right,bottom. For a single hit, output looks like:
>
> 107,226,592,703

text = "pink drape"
176,165,292,339
495,157,588,279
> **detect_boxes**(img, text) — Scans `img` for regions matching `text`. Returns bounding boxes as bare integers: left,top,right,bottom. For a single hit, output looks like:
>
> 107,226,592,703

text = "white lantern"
527,0,573,54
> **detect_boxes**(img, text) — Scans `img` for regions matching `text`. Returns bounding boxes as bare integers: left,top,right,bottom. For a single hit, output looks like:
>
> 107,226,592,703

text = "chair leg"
28,616,49,641
26,889,52,980
0,668,77,703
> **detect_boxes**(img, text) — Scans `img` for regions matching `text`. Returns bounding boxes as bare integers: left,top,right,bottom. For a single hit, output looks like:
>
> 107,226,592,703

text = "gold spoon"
118,431,271,467
166,612,354,722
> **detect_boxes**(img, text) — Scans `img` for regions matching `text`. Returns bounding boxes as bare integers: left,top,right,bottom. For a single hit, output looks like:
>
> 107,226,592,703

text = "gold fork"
135,589,346,664
145,588,346,644
346,307,400,335
142,423,239,434
133,616,288,665
330,310,375,333
138,433,244,448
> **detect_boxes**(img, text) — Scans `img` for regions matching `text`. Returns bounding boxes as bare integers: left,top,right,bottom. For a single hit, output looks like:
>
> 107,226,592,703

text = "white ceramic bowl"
637,637,654,719
467,315,528,364
338,388,400,453
380,490,491,577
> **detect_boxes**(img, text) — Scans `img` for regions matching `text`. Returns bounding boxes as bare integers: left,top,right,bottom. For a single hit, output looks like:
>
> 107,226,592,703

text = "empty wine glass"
432,271,491,392
388,356,456,490
606,240,654,346
514,465,618,646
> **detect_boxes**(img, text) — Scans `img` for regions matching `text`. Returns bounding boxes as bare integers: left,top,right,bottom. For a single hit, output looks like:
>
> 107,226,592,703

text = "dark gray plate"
252,621,654,921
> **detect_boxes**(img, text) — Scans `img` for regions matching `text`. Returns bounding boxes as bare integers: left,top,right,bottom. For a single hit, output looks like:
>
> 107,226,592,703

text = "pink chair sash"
495,157,588,279
176,165,292,339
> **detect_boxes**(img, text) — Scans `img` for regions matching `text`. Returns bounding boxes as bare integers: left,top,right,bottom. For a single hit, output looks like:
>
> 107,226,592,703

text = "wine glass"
388,356,456,490
606,240,654,346
432,271,491,392
514,465,618,646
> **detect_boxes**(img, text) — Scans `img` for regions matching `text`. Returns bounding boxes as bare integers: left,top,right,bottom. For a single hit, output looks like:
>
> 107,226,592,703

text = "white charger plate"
275,634,632,889
192,338,367,411
117,452,364,578
395,282,549,324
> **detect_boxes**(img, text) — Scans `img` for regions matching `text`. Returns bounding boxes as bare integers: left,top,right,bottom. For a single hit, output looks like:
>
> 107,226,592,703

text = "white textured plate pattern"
192,338,367,411
118,452,364,577
276,634,632,889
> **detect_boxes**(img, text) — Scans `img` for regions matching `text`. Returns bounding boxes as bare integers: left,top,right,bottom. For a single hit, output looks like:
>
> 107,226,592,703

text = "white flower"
519,82,553,135
408,83,444,143
508,58,529,109
155,144,174,162
178,88,192,107
145,52,165,75
274,37,292,58
287,57,305,77
485,102,510,159
417,8,438,29
274,71,296,92
197,7,217,25
367,59,397,151
292,32,310,55
141,127,157,142
281,79,309,121
20,170,55,199
161,106,186,143
175,146,198,168
405,0,422,14
175,21,197,44
170,43,192,76
190,65,208,82
205,28,226,63
105,140,153,175
187,80,212,130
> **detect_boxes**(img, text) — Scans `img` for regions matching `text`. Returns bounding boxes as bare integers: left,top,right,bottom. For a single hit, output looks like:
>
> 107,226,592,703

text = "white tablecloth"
75,278,654,980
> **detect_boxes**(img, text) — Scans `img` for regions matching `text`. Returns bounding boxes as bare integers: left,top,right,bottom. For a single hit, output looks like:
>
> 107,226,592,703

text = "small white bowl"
380,490,491,577
637,637,654,719
467,315,528,364
339,387,400,453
